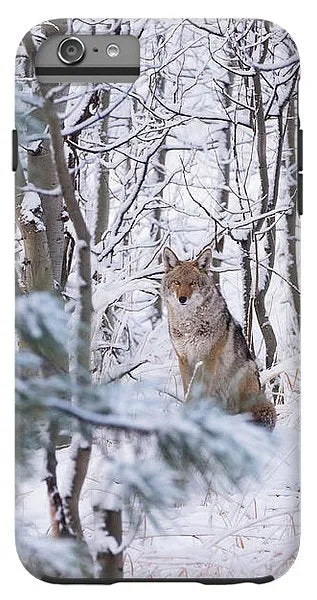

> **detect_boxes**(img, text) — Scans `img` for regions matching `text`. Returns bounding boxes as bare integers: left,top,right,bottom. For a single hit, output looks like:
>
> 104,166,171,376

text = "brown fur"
162,246,276,430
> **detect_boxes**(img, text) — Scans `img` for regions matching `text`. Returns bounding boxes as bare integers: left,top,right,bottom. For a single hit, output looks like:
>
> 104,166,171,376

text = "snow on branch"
251,54,299,72
16,535,93,579
16,292,69,372
41,390,274,487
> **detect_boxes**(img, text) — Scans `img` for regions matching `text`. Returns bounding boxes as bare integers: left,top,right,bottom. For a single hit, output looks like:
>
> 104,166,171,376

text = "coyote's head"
162,247,212,307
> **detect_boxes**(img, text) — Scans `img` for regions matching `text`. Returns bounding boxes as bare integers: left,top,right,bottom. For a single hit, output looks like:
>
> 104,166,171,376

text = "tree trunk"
252,68,277,369
42,92,93,536
150,146,166,324
284,96,300,326
240,237,253,349
212,72,232,287
27,140,64,285
94,89,110,245
94,506,123,579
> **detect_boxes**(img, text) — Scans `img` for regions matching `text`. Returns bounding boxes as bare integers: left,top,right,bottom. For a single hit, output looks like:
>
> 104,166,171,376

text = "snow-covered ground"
16,338,300,580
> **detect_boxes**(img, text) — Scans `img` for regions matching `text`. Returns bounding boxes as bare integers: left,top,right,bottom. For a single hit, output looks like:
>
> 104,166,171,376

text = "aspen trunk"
27,141,64,285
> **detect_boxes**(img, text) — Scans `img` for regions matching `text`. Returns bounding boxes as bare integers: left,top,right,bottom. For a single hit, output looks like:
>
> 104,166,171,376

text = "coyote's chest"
169,306,216,364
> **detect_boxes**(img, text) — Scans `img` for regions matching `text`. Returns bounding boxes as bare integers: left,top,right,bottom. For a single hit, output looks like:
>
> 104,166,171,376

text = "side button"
12,129,18,172
298,129,303,173
298,172,303,216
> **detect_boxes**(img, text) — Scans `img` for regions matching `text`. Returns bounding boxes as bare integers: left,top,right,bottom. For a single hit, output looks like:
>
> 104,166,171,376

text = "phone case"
15,18,301,583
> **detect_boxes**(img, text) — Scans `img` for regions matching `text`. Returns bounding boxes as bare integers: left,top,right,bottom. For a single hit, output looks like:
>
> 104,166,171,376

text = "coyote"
162,246,276,430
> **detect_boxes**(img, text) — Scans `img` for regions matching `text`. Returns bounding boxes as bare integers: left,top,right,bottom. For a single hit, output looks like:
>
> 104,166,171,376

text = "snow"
16,417,299,579
20,191,45,231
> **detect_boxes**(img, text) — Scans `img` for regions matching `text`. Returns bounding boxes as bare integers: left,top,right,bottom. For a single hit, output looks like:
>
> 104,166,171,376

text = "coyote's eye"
173,280,180,286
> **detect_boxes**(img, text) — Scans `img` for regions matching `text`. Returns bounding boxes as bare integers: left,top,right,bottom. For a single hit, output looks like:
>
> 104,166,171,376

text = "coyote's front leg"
177,355,193,397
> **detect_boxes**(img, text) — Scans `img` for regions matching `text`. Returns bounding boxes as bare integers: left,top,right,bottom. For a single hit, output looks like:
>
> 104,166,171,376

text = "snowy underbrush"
16,347,300,580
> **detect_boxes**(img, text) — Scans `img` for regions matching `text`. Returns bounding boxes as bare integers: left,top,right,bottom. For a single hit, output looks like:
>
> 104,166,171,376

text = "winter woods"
15,18,300,580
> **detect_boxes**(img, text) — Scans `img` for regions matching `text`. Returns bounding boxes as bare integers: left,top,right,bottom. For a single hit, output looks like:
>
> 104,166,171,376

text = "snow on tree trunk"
94,89,110,245
27,139,64,286
212,71,232,288
150,60,166,324
93,470,124,581
94,508,123,579
15,166,53,292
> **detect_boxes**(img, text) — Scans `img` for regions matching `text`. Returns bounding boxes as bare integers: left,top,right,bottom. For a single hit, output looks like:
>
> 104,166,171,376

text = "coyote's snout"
162,246,276,430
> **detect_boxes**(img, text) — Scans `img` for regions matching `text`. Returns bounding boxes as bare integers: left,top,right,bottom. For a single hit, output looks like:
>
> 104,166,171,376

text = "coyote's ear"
196,247,212,272
163,247,180,272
